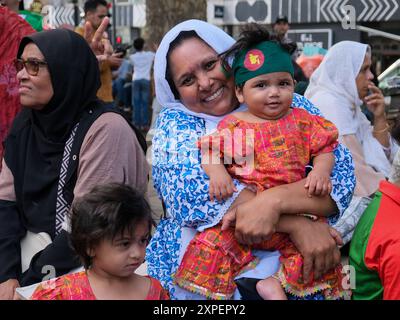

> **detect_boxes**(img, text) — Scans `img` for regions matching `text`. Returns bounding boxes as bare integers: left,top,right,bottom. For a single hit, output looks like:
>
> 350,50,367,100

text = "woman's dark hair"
220,23,297,88
165,30,202,99
69,183,154,269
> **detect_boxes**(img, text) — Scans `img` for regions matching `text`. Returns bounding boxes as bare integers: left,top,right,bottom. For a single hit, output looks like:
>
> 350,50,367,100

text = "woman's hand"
222,191,281,245
364,84,390,147
108,52,124,69
221,188,255,229
364,84,385,119
287,217,343,283
0,279,20,300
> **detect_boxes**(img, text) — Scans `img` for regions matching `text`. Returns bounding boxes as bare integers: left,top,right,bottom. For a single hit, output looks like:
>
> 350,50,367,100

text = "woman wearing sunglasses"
0,28,149,299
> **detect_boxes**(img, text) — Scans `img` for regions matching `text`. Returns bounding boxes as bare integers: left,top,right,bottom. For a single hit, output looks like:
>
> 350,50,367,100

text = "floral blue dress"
146,93,356,299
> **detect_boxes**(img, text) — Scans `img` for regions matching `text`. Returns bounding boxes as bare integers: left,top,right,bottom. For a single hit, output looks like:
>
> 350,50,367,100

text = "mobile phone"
114,44,132,56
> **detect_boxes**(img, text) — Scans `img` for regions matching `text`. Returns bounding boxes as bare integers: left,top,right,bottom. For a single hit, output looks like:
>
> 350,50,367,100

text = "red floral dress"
175,108,348,300
30,271,170,300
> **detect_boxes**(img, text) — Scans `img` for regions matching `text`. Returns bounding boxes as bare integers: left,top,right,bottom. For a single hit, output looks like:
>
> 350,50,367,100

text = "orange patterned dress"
30,271,170,300
175,108,348,300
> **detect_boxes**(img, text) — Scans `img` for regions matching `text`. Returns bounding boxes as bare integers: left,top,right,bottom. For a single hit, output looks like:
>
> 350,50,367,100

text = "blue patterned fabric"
146,93,355,299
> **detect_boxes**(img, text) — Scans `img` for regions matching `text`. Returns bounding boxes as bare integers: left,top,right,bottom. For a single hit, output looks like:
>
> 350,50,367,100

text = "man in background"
273,14,306,91
273,15,290,43
112,45,133,116
76,0,122,106
129,37,155,131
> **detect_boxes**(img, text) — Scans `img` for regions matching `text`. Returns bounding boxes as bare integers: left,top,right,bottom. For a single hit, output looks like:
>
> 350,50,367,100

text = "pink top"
0,112,149,201
201,108,338,191
30,271,170,300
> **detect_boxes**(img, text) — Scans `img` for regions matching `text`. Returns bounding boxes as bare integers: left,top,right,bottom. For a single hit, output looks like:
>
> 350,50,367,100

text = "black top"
4,29,101,238
0,30,148,285
0,29,102,284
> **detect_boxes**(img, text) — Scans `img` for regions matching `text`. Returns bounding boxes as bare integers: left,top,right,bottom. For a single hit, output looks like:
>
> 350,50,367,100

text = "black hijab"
4,29,101,237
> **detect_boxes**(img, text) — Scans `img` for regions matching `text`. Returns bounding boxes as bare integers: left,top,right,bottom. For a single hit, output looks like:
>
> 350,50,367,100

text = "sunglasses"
15,58,48,76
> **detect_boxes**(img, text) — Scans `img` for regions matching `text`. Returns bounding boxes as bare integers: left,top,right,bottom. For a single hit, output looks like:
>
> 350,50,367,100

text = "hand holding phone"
364,83,385,119
114,44,132,57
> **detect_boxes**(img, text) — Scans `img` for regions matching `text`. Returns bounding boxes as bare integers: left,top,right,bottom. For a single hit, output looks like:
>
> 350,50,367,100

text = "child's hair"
220,23,297,88
69,183,154,269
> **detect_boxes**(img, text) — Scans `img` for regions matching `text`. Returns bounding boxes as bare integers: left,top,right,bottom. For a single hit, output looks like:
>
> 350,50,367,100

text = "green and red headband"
231,41,294,85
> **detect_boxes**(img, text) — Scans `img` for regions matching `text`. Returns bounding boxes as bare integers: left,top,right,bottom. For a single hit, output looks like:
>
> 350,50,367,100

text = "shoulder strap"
55,122,79,235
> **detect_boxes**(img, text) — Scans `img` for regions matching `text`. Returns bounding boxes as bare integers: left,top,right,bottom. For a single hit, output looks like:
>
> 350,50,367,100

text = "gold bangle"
373,123,390,134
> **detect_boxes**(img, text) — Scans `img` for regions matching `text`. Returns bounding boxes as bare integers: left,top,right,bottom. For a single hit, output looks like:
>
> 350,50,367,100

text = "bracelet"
373,123,390,134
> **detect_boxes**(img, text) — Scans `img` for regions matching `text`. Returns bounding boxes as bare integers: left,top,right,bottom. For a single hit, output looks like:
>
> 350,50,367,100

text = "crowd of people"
0,1,399,301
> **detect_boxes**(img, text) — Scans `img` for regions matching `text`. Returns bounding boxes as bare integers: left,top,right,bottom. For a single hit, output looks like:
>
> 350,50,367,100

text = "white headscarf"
154,19,245,133
305,41,396,177
304,41,368,136
389,149,400,184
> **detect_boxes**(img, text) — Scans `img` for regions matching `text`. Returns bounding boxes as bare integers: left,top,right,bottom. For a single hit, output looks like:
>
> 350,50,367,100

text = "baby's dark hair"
221,23,297,87
69,183,154,269
166,30,202,99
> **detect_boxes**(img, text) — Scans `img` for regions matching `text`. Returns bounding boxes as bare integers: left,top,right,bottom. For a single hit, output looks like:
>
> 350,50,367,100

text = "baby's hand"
304,169,332,197
209,171,237,202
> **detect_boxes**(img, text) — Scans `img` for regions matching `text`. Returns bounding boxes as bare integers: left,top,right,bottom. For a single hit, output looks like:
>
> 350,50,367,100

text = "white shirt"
129,51,155,81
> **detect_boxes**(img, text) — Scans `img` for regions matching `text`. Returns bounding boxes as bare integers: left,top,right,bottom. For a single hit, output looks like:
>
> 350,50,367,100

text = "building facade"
207,0,400,73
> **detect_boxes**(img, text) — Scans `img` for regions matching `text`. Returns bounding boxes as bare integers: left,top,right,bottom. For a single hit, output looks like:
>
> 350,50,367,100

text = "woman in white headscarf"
146,20,356,300
305,41,399,244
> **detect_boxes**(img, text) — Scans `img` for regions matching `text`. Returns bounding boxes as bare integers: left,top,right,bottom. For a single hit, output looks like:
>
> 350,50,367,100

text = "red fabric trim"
0,7,35,166
365,181,400,299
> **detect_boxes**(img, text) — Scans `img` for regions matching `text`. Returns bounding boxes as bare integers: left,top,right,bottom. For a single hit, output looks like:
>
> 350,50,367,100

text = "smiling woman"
173,26,349,301
167,35,237,116
146,20,356,300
